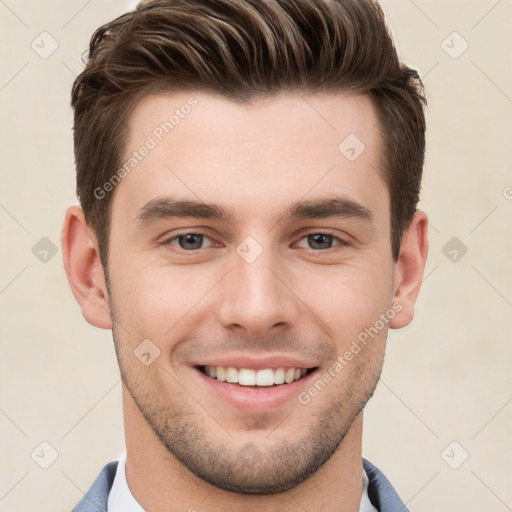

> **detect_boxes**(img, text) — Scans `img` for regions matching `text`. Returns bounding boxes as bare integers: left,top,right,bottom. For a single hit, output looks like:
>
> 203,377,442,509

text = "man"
62,0,428,510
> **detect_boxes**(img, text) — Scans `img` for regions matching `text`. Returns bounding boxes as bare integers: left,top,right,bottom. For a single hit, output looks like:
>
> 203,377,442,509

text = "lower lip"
192,367,318,412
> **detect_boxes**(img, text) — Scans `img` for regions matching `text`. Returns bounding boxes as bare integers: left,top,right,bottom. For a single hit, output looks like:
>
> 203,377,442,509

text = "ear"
389,209,429,329
61,205,112,329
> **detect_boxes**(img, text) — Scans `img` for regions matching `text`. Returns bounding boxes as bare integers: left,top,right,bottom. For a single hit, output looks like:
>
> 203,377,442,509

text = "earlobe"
389,209,429,329
61,205,113,329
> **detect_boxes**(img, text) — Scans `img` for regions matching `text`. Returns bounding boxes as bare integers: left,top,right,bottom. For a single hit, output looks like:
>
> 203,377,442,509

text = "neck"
123,386,364,512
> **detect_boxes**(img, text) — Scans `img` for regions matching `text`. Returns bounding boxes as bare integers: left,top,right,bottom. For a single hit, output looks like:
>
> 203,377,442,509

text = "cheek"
111,262,214,341
298,260,394,339
109,236,394,344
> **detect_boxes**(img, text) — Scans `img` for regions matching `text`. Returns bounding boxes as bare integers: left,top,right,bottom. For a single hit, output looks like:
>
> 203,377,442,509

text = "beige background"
1,1,511,511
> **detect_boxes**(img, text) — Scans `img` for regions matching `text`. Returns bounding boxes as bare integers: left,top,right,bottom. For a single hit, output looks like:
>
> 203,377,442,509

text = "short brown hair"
71,0,426,265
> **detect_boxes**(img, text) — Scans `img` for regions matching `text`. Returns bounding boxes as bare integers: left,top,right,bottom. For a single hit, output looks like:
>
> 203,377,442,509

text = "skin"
62,91,428,512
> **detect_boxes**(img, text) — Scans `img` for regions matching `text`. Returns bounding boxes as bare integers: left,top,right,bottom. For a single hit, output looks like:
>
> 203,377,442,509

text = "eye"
295,232,346,251
164,232,217,251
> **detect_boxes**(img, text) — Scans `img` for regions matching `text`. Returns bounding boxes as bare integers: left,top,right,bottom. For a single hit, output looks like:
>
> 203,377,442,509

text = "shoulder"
363,458,409,512
71,461,118,512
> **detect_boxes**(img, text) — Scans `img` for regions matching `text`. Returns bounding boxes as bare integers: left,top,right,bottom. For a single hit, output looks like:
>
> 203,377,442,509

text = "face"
105,92,397,493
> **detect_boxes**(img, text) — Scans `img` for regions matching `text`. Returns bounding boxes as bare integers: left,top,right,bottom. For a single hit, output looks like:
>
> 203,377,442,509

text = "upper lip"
192,353,320,371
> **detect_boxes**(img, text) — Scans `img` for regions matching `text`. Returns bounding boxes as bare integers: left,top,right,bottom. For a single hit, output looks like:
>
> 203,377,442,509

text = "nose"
215,243,301,338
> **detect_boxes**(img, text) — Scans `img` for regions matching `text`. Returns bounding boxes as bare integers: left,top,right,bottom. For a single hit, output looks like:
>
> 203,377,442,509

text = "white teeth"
239,368,256,386
285,368,295,384
202,365,310,386
256,369,274,386
226,366,238,383
274,367,285,384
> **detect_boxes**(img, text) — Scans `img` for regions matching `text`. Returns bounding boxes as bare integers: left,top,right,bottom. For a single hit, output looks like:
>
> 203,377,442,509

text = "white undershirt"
107,453,144,512
107,452,378,512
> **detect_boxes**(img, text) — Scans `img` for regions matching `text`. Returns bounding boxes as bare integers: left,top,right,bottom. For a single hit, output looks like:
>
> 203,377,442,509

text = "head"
63,0,428,496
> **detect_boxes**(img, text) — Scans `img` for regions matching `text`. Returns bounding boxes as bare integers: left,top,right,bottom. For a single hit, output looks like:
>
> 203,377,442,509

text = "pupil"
309,234,332,250
179,234,203,250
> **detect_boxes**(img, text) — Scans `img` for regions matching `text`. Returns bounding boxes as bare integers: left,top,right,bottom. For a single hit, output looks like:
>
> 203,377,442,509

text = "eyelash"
161,230,348,254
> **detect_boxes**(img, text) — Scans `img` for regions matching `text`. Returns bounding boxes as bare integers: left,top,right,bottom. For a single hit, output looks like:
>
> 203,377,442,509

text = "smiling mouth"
197,365,317,387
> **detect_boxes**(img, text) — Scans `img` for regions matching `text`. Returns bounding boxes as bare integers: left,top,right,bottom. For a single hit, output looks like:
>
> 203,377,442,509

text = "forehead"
111,91,388,229
127,90,380,156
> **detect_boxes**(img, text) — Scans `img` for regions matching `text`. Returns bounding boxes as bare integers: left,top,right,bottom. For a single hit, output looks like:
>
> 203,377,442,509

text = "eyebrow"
135,197,233,225
282,197,374,224
135,195,374,226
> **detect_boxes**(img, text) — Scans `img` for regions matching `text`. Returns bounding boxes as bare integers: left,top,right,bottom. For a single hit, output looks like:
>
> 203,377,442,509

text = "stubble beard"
106,279,385,494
